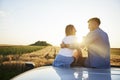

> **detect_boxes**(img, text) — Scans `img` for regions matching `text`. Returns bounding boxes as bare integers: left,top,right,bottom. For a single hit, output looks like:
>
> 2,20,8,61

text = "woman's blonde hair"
65,24,76,36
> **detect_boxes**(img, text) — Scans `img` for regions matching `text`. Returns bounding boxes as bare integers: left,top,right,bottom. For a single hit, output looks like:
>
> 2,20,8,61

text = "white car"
11,66,120,80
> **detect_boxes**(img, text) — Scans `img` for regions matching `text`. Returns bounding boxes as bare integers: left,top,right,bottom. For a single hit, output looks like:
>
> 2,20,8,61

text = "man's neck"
90,27,99,31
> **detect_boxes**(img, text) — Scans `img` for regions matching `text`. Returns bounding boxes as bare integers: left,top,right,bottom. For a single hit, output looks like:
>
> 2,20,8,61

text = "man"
83,17,110,68
61,17,110,68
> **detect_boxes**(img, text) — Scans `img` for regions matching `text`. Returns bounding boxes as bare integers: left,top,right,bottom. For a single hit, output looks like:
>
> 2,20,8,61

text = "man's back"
84,28,110,68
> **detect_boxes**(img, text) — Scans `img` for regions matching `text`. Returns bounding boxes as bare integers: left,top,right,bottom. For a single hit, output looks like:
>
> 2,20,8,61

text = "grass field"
0,46,120,80
0,45,45,56
0,46,59,80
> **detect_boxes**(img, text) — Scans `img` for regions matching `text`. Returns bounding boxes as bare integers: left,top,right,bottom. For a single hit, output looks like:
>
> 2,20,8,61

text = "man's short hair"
88,17,101,25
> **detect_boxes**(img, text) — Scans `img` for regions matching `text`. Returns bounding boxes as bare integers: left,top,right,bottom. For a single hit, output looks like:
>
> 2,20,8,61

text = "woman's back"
58,35,77,57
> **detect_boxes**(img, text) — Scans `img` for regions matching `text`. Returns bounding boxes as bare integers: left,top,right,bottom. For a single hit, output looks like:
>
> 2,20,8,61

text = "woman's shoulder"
62,35,77,43
63,35,77,40
65,35,77,38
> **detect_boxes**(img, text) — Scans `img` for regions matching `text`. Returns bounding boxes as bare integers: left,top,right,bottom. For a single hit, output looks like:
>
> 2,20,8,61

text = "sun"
76,35,83,43
76,28,88,43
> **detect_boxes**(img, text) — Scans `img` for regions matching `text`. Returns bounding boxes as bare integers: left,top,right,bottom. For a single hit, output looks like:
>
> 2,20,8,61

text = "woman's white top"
58,35,77,57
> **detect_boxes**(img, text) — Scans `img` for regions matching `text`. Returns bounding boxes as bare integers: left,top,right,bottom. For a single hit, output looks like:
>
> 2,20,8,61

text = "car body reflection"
11,66,120,80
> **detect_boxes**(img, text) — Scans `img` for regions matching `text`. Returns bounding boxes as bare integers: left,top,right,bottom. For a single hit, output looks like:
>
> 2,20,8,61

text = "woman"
52,24,82,67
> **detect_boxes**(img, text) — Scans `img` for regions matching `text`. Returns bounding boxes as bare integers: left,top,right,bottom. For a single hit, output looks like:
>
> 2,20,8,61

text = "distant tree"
30,41,52,46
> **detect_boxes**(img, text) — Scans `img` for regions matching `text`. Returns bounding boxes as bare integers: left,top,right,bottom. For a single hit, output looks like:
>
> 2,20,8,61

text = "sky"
0,0,120,48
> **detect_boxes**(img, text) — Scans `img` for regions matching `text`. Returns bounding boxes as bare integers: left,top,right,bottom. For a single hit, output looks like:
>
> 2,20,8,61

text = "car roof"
11,66,120,80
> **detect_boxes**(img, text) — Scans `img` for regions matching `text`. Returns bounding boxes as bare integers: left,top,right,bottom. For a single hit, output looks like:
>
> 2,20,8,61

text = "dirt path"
17,46,60,67
1,46,60,68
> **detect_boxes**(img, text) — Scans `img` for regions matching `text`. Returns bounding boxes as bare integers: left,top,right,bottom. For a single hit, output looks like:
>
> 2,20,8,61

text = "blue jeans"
52,55,74,68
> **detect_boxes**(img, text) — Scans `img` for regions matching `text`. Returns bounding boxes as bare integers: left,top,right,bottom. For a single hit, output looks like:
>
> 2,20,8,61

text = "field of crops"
0,46,120,80
0,46,45,56
0,46,59,80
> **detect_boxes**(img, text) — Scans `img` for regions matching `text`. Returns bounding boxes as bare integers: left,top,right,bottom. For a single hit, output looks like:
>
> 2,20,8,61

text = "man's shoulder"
99,28,108,35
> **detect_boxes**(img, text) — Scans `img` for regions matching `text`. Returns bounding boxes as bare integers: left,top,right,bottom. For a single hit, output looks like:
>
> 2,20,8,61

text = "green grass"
0,46,45,56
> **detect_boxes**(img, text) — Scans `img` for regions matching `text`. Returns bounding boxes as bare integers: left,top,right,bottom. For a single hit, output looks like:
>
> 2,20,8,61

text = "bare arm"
60,42,82,49
60,42,70,48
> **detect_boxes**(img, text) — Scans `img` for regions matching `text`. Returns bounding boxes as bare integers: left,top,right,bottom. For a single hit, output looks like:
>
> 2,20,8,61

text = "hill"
30,41,52,46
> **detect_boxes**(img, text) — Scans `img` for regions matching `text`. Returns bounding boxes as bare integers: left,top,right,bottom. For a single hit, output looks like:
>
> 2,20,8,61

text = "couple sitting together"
52,17,110,69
